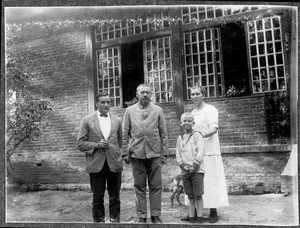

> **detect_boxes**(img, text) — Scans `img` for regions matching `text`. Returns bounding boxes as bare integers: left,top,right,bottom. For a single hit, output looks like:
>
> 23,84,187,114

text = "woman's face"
190,88,205,105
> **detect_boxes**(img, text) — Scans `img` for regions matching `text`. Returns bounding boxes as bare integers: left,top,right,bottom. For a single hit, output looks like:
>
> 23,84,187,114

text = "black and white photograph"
1,1,299,227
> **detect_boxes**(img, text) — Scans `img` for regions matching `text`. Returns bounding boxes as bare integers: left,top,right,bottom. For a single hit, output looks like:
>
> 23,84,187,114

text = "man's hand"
123,154,131,164
189,163,200,174
96,139,109,149
161,156,167,165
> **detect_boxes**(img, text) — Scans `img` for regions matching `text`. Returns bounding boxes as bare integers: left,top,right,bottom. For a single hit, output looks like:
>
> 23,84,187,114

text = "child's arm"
176,136,191,172
175,137,183,165
190,132,205,173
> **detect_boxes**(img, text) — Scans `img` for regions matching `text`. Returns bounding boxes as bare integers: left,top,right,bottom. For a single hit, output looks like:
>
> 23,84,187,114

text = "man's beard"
140,97,150,106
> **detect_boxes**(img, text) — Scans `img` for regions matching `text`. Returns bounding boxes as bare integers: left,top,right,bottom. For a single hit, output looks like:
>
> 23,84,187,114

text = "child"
176,112,205,223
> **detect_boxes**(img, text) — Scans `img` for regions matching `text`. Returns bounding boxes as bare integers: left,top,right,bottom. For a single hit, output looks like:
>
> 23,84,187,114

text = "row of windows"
95,6,267,43
95,15,286,107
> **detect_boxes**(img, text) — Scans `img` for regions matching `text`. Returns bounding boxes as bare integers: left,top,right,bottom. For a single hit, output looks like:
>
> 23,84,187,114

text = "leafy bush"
264,91,290,143
6,51,52,176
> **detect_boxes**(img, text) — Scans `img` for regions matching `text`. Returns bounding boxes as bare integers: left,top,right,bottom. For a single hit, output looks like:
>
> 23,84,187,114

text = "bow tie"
100,113,108,117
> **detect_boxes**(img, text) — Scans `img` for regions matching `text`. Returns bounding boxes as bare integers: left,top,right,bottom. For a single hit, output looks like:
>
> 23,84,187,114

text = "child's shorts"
182,173,204,200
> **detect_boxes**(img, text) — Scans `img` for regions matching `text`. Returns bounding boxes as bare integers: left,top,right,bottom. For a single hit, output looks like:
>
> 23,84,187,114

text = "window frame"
143,36,174,103
92,21,173,108
180,7,287,100
245,16,287,93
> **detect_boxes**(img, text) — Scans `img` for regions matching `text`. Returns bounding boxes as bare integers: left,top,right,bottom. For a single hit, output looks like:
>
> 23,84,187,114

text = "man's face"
190,88,205,105
137,85,152,106
96,96,111,114
180,116,194,132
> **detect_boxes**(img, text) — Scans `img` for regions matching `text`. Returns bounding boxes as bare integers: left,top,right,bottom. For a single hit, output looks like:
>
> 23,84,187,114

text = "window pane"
258,44,265,55
251,57,258,68
257,32,264,42
270,79,277,90
250,46,257,56
256,20,263,31
267,43,274,53
252,69,259,80
201,76,207,86
248,17,286,93
274,29,281,40
276,54,283,64
268,55,275,66
259,56,266,67
266,31,272,41
260,69,267,79
275,42,282,52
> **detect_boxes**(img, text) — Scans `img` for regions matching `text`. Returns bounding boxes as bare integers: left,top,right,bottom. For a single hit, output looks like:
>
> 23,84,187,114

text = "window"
96,47,122,107
181,5,266,24
184,28,223,99
144,37,173,103
95,37,174,107
247,16,286,93
220,22,250,97
95,11,170,42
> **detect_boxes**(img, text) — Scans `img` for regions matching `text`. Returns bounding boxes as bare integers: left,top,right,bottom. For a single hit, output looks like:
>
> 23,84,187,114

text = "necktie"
100,113,108,117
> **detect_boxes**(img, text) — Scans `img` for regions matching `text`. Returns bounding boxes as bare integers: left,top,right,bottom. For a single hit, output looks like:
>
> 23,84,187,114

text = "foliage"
5,8,279,44
265,91,290,143
225,85,247,97
6,51,52,176
125,97,138,107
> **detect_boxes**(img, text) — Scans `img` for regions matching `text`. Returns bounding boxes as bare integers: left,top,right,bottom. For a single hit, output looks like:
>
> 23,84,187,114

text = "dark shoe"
196,217,204,223
110,217,119,223
189,217,197,223
94,217,105,223
209,214,218,223
151,216,163,224
180,213,189,221
138,218,147,223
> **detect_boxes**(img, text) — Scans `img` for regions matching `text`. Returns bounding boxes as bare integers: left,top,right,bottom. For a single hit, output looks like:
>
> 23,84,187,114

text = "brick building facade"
5,5,297,193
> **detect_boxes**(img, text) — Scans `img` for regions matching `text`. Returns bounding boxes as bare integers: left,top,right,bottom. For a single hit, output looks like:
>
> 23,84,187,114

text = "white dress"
191,103,229,208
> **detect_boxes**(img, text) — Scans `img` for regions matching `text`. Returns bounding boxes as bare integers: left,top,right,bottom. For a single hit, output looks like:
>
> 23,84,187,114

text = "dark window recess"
121,41,144,107
220,22,250,97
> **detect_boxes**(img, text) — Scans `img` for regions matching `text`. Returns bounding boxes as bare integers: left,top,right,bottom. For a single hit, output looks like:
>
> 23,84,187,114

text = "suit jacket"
77,111,123,173
122,103,169,159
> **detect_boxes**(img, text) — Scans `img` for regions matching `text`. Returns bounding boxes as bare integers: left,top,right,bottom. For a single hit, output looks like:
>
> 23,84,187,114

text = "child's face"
180,116,194,132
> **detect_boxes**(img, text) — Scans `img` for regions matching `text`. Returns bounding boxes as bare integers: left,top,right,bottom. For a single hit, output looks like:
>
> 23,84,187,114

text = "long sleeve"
121,108,130,156
175,136,183,165
158,108,169,156
76,117,98,156
117,118,123,149
193,132,205,165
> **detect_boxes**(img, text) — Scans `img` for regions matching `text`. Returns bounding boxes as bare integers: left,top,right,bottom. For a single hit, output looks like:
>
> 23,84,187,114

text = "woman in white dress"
182,85,229,223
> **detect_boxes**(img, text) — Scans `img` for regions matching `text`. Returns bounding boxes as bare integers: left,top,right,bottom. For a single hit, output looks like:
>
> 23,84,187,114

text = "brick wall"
121,152,290,192
7,28,291,192
185,95,270,147
8,29,90,185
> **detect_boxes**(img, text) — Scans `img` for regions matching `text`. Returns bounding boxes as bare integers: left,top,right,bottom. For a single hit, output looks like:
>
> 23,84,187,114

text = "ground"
6,189,298,226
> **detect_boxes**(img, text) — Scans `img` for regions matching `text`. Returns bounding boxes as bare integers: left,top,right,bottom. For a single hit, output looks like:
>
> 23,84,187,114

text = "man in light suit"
122,83,169,224
77,91,123,223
